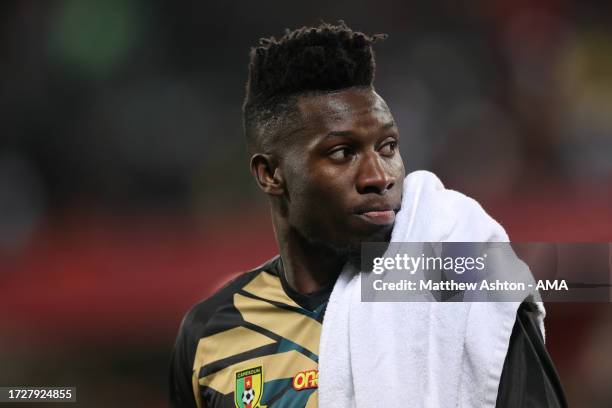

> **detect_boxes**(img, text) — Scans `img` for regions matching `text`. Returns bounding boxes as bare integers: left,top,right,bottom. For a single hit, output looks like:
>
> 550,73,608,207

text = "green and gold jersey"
169,256,332,408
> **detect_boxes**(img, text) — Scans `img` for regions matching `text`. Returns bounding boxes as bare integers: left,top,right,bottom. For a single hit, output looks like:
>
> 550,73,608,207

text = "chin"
359,224,393,243
338,226,393,254
307,222,393,258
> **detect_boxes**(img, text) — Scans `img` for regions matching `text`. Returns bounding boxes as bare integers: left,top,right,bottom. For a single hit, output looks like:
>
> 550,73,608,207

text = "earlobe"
250,153,285,195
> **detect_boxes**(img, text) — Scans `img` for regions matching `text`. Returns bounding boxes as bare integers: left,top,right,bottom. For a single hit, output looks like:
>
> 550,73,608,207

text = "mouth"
353,204,400,226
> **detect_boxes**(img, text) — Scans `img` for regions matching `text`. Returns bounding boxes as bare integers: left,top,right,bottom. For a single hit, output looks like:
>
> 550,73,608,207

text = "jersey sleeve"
168,270,262,408
496,302,568,407
169,311,200,408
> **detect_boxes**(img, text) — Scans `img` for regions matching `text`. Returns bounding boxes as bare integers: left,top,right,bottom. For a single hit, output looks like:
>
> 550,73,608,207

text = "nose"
356,152,395,195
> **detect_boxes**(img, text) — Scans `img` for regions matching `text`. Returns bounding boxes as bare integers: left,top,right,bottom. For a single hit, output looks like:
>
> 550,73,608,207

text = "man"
169,22,566,407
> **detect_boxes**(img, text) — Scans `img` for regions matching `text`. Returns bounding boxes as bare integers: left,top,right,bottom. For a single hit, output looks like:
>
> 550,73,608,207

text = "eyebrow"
324,120,396,139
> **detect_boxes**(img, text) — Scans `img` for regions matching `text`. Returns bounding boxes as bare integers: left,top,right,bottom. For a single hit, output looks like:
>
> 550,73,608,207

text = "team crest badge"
235,365,264,408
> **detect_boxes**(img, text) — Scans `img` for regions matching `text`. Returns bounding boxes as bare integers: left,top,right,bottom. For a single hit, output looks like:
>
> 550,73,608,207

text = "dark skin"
251,87,405,294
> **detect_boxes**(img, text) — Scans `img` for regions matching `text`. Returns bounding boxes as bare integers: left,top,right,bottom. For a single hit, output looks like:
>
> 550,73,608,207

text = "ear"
250,153,285,195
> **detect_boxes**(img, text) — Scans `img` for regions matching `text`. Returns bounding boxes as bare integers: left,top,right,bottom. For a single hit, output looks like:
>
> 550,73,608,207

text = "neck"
272,216,346,295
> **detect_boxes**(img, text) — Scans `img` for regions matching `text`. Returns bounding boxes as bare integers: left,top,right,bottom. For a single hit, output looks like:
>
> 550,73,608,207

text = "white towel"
318,170,545,408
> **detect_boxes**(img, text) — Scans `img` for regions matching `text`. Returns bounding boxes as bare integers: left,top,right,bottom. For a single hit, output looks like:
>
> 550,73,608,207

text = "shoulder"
169,257,280,407
179,256,281,338
496,302,567,407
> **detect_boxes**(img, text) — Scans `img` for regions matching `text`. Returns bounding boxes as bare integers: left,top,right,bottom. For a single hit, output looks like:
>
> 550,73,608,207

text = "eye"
379,140,398,156
328,146,355,162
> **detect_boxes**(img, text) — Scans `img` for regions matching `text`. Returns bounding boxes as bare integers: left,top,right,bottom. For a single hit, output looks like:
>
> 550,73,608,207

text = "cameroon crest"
235,366,264,408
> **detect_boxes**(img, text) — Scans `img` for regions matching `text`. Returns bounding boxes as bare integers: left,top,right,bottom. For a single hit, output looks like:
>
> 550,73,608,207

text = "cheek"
383,153,405,188
301,175,347,217
286,167,349,229
309,171,344,197
288,157,345,204
309,160,356,204
396,155,406,180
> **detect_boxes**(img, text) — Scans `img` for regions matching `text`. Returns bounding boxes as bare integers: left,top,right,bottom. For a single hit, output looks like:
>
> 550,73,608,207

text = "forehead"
294,88,393,133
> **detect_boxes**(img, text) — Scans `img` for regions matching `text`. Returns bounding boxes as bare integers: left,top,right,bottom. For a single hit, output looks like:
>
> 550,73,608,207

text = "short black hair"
243,21,386,154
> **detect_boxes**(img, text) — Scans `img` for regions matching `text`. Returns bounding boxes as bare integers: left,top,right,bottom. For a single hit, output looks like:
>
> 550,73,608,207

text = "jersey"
169,256,332,408
170,256,567,408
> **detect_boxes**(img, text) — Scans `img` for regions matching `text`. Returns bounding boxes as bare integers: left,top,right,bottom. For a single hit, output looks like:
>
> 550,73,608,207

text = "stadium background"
1,0,611,406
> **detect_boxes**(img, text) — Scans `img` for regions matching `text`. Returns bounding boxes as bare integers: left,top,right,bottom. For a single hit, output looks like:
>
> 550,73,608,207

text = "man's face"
279,87,405,251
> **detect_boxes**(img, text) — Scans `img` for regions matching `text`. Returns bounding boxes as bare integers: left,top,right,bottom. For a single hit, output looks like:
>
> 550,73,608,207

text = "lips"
357,210,396,225
353,204,400,226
